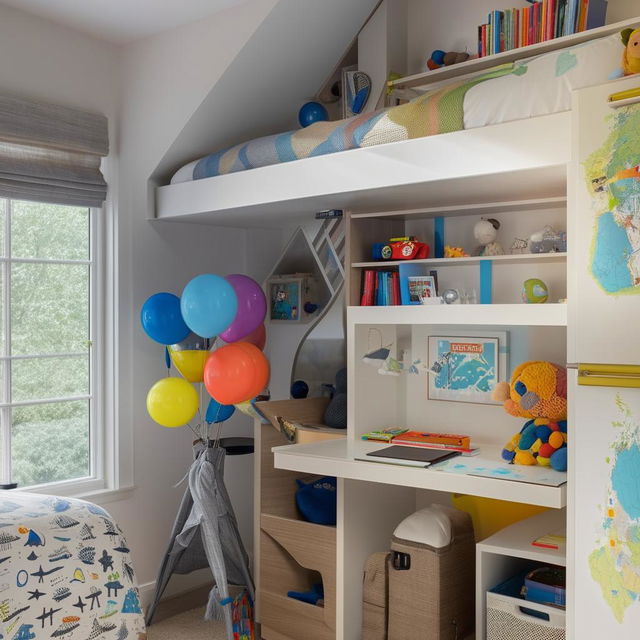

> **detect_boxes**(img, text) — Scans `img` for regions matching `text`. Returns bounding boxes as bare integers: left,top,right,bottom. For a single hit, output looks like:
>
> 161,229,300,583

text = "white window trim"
1,198,128,499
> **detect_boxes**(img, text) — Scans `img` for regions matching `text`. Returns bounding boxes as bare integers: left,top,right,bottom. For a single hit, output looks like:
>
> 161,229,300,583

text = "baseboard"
140,583,213,624
138,568,213,615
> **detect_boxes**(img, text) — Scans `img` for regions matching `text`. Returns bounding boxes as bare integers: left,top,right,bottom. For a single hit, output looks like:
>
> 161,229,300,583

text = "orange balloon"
204,342,270,405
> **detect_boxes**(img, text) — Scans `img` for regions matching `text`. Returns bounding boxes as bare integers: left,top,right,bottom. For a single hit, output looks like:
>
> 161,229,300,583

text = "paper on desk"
433,455,567,487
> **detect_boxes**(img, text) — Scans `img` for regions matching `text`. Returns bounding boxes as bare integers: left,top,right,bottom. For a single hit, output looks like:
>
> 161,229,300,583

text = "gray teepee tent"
145,441,254,638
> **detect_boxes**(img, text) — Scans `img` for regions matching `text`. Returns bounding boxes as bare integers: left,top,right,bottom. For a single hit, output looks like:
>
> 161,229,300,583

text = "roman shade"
0,93,109,207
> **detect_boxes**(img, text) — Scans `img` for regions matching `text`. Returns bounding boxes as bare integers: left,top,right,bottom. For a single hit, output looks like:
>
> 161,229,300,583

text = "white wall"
110,0,280,600
405,0,639,75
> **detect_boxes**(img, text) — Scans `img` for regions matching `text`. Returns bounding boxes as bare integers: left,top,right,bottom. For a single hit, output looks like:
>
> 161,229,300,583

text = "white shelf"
347,302,567,326
353,252,567,269
155,113,569,227
389,17,640,92
350,197,567,221
477,508,566,566
272,438,566,509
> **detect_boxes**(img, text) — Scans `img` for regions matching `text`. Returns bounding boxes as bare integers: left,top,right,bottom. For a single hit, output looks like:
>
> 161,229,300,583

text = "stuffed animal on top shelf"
492,361,568,472
621,27,640,76
427,49,470,70
472,218,504,257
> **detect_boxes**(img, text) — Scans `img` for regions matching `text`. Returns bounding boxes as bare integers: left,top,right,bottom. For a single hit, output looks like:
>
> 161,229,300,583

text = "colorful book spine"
360,270,376,306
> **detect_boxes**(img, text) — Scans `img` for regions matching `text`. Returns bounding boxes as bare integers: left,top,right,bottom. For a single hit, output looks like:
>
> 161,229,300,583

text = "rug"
147,607,227,640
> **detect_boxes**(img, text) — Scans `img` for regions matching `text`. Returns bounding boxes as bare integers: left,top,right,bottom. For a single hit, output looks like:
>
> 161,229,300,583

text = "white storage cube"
486,590,565,640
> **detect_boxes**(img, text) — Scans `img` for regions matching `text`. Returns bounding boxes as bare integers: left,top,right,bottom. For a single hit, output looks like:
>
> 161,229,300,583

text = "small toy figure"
493,361,568,472
510,237,529,254
427,49,470,70
529,225,566,253
472,218,504,256
444,245,469,258
621,27,640,76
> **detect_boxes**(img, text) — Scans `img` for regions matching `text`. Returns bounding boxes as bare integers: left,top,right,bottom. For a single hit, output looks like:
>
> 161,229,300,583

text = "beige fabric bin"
363,551,390,640
387,505,475,640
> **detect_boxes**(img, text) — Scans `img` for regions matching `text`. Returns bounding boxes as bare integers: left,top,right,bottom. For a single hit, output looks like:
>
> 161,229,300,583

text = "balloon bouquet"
141,274,269,441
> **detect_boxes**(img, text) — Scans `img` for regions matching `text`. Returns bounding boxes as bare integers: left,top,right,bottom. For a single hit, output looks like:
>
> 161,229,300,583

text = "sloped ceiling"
152,0,380,183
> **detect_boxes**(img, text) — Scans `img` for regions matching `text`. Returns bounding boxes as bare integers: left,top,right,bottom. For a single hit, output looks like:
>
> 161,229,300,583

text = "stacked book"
360,269,401,306
478,0,608,57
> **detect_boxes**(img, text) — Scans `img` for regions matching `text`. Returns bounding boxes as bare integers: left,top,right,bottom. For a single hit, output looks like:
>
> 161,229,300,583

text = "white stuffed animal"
473,218,504,256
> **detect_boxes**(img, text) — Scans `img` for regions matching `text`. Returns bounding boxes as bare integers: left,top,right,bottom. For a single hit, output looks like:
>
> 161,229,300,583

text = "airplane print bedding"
0,492,146,640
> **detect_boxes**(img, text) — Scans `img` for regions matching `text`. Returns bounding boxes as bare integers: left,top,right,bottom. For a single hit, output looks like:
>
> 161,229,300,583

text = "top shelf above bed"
389,16,640,95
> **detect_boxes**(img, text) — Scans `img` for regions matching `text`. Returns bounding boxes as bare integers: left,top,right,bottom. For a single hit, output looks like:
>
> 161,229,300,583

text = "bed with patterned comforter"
170,32,624,185
0,492,146,640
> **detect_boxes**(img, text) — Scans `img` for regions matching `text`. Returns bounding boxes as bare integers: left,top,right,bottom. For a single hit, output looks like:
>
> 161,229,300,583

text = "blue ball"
291,380,309,399
431,50,446,65
298,102,328,128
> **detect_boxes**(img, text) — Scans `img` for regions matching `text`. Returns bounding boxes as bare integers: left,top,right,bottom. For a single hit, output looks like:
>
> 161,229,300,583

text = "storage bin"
387,504,475,640
362,551,390,640
487,573,565,640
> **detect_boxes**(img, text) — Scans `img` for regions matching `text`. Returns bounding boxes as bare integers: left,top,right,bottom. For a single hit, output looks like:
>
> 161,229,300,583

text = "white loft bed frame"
154,17,638,228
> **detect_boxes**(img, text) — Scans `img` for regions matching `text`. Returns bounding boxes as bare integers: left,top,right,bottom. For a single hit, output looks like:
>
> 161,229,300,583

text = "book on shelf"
360,445,462,468
531,529,566,550
392,430,471,449
478,0,607,57
359,269,401,306
361,427,409,442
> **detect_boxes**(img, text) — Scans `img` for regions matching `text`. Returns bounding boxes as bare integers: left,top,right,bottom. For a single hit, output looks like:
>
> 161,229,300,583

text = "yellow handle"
578,364,640,389
608,87,640,102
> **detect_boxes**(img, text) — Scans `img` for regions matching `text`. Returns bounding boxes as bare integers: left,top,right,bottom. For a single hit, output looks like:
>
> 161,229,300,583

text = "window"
0,198,101,489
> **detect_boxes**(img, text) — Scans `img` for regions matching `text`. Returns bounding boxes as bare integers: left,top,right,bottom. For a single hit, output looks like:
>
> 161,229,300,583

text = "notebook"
363,446,461,468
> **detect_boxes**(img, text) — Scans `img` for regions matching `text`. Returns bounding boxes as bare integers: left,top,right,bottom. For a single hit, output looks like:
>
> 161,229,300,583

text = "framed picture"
268,277,302,322
407,275,436,304
427,331,508,404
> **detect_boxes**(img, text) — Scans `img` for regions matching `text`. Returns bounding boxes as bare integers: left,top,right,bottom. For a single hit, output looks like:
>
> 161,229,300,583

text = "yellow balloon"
146,377,199,427
169,348,209,383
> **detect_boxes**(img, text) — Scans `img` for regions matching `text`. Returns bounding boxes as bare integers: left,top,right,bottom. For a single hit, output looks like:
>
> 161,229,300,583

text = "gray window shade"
0,93,109,207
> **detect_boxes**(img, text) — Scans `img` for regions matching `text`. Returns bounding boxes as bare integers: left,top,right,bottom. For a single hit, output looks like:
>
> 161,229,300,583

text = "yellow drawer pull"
578,364,640,388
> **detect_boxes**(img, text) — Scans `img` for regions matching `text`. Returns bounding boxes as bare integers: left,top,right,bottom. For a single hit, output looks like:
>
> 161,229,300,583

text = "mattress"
170,32,624,185
0,491,146,640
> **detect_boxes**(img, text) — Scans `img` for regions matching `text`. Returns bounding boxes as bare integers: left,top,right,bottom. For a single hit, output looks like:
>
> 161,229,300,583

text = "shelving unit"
253,398,344,640
387,16,640,96
476,509,566,639
265,143,572,638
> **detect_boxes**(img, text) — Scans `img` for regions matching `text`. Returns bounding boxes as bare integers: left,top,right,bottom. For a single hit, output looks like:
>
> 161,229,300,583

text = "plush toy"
473,218,504,256
492,361,568,472
444,245,469,258
427,49,470,71
621,28,640,76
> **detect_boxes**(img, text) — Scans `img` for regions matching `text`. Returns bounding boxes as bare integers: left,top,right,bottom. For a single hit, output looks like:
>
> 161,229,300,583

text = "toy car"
372,238,430,261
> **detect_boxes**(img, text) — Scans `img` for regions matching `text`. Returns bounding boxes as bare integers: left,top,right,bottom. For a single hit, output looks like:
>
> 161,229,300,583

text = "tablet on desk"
364,445,461,467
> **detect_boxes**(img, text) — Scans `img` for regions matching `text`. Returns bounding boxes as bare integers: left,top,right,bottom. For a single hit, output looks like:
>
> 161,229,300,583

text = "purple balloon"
219,275,267,343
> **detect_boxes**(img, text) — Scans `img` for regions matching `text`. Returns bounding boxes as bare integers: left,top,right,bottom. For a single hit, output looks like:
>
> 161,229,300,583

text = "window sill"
9,481,136,505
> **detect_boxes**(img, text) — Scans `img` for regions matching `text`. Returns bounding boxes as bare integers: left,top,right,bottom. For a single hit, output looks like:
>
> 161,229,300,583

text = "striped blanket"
190,64,518,181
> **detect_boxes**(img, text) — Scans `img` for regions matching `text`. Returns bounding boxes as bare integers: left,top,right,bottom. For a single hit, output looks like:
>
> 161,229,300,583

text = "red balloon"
228,324,266,350
204,342,270,405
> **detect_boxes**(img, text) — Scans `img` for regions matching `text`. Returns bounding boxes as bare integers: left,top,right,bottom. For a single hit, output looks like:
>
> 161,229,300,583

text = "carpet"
147,607,228,640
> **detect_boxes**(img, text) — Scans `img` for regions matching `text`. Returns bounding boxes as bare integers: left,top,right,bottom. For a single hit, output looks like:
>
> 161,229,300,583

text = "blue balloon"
181,274,238,338
141,292,190,345
298,101,328,128
206,398,235,424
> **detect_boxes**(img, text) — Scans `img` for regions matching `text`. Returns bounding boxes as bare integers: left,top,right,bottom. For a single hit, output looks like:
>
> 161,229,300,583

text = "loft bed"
155,19,638,228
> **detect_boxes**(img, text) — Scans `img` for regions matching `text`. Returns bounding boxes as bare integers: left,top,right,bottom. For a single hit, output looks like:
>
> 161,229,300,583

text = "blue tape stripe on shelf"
480,260,492,304
434,217,444,259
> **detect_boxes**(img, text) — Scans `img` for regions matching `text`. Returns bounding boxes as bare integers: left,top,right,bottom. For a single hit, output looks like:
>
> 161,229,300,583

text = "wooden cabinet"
254,398,344,640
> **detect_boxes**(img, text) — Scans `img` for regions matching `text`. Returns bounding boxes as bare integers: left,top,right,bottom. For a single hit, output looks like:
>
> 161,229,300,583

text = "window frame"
0,199,107,494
